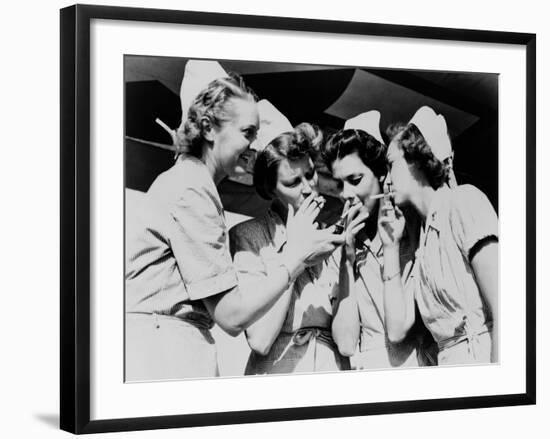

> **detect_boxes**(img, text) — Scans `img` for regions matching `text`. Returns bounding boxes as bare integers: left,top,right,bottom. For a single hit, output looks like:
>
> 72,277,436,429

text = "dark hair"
175,73,257,158
321,129,387,179
386,122,450,189
253,123,323,200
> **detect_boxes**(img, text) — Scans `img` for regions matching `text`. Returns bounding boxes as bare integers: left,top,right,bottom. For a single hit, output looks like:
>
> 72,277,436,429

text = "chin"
361,198,376,215
228,165,247,177
395,195,410,208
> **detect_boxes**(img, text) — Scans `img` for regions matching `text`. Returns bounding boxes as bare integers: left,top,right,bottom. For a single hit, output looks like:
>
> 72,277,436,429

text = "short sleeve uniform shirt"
125,156,238,327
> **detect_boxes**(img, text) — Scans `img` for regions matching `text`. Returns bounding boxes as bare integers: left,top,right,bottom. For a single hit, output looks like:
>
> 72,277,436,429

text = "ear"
200,117,215,143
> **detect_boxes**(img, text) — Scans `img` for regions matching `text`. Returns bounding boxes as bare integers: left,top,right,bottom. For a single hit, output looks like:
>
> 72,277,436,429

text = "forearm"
332,253,360,356
245,287,293,355
471,242,499,362
203,255,304,336
383,245,414,343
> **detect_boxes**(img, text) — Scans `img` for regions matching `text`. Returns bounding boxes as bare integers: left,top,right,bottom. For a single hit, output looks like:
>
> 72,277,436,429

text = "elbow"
332,328,359,357
385,312,414,344
336,340,357,357
224,325,244,338
216,319,245,337
246,335,273,356
220,326,244,337
213,310,249,337
386,327,407,344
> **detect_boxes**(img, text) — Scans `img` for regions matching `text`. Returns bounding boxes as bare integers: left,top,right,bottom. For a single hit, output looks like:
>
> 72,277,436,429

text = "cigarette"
339,201,359,219
369,192,395,200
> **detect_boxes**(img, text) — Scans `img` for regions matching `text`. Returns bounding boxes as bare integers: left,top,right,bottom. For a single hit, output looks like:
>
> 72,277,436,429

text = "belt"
277,327,336,372
127,311,213,331
291,326,335,347
437,317,492,358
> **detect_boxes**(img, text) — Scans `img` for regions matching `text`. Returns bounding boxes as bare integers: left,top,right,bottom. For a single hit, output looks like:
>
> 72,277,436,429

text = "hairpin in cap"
343,110,384,144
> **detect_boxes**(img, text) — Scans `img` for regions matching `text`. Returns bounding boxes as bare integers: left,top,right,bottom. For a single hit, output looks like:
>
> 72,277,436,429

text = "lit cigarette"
369,192,395,200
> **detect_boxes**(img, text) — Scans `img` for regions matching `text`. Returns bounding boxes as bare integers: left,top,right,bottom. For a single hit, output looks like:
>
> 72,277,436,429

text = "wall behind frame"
1,0,546,438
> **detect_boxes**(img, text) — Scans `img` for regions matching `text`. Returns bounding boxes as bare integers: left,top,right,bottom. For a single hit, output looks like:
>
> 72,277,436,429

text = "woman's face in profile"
387,136,416,206
273,156,319,211
330,151,380,215
211,97,259,177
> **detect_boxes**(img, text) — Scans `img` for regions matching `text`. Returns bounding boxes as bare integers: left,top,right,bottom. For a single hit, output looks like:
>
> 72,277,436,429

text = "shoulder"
149,157,219,204
451,184,490,205
230,216,263,234
229,215,270,244
446,184,498,254
448,184,496,219
230,217,265,258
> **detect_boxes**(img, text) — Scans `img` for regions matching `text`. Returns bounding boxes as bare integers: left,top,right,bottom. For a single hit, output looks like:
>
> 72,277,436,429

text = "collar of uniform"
356,232,384,268
175,154,223,208
424,185,451,233
175,154,212,186
372,233,384,258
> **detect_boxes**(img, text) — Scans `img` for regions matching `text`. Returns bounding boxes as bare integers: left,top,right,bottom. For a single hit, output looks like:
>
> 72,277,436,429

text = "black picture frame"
60,4,536,434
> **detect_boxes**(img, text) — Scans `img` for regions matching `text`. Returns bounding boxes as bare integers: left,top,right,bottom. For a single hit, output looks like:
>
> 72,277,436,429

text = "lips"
238,150,257,174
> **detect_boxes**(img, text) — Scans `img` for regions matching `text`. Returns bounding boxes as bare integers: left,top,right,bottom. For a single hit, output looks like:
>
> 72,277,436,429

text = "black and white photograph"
124,56,499,381
2,0,545,436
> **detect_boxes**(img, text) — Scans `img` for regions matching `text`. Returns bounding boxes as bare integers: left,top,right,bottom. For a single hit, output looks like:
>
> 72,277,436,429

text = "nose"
301,177,313,196
340,181,355,201
383,170,393,192
241,149,257,174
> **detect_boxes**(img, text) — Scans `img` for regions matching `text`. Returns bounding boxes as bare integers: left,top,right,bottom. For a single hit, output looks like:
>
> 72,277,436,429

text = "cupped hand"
378,202,405,248
284,194,345,270
342,200,368,264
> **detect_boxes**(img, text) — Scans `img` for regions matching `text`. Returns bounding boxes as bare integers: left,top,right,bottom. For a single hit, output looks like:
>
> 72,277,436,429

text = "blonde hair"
175,73,257,158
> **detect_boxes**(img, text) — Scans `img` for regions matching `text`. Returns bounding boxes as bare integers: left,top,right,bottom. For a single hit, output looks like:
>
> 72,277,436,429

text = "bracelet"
382,269,401,282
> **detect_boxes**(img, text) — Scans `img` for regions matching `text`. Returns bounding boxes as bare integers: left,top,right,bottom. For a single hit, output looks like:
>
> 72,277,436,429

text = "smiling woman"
125,61,345,381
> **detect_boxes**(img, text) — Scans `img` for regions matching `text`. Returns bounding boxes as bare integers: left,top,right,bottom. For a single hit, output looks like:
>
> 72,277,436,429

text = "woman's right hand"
342,200,368,265
378,202,405,248
283,194,345,271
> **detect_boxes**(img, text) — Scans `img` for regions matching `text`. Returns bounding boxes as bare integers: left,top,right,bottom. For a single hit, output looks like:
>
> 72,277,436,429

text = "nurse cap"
343,110,384,144
408,106,453,162
250,99,293,152
179,60,228,123
176,60,292,153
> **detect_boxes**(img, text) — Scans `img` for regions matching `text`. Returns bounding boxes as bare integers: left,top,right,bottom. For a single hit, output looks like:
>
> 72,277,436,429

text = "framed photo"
60,4,536,434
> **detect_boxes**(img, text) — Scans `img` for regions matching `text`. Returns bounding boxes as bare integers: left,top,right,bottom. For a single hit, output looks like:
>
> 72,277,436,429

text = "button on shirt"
415,184,498,344
125,156,238,326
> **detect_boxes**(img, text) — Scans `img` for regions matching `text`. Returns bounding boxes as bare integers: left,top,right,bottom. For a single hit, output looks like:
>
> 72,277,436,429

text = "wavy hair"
253,123,324,200
175,73,257,158
386,122,450,189
321,129,388,179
